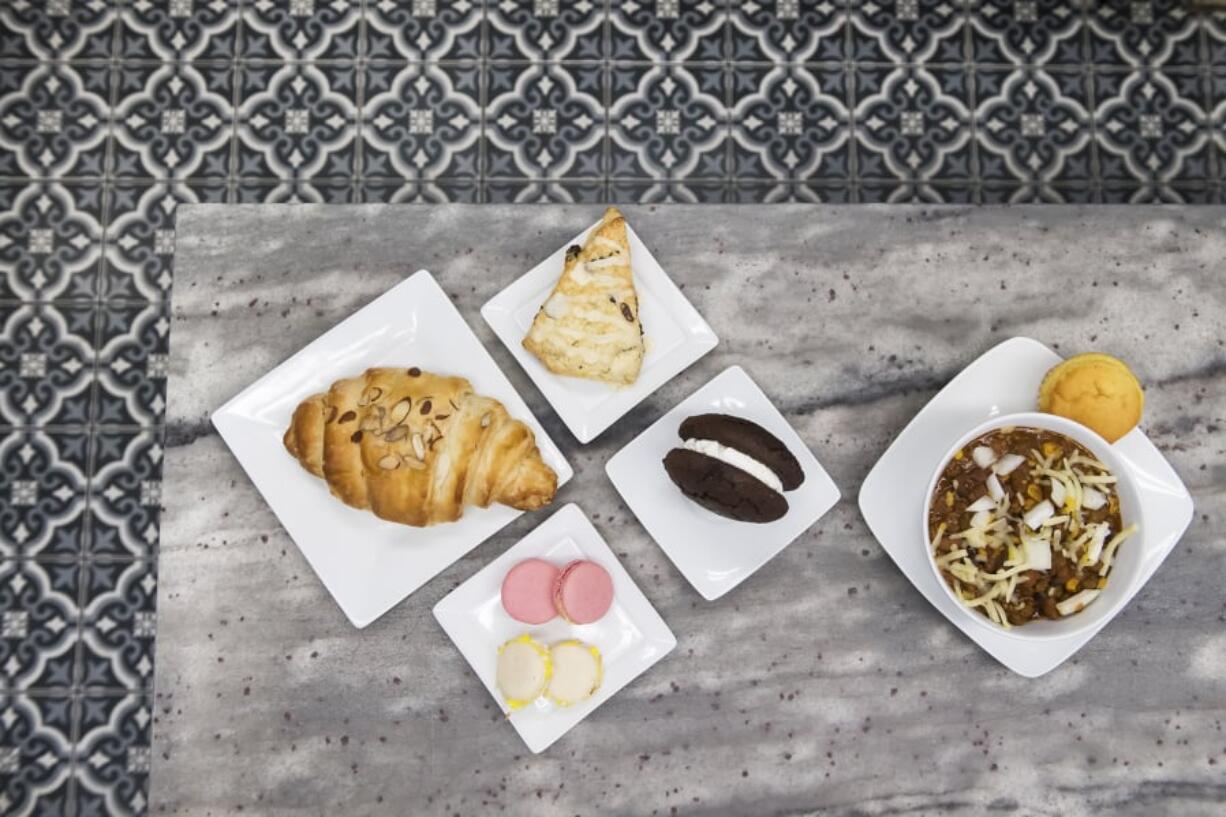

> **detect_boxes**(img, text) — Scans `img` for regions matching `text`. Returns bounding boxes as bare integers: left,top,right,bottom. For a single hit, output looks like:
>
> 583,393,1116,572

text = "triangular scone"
523,207,645,386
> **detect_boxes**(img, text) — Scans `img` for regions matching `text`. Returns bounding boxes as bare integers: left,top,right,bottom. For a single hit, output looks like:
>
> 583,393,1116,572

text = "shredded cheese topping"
932,433,1139,628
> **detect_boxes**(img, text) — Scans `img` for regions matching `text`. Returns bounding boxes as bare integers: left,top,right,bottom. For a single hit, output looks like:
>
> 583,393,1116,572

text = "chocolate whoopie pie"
662,413,804,523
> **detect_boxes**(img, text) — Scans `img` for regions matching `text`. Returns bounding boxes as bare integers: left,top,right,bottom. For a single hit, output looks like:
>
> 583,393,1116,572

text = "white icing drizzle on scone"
682,438,784,493
522,207,644,385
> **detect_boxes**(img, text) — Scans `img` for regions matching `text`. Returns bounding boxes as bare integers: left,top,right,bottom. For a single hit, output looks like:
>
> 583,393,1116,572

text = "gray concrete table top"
154,205,1225,817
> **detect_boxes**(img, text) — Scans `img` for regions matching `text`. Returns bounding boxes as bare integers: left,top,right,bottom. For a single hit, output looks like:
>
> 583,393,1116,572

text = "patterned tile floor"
0,0,1223,814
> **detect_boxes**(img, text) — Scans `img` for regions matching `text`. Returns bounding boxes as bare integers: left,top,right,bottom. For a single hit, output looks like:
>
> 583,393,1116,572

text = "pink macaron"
500,559,560,625
552,560,614,625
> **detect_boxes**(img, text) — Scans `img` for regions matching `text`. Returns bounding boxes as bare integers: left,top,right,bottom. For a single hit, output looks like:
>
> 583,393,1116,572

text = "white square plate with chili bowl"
605,365,841,601
858,336,1193,678
433,503,677,754
481,213,718,444
212,270,573,629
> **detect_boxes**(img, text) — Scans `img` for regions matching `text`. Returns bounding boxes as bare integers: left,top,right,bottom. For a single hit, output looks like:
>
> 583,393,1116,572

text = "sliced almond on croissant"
283,367,557,526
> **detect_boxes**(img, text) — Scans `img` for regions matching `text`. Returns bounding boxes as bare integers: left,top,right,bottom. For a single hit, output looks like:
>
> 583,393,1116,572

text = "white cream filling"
683,438,784,493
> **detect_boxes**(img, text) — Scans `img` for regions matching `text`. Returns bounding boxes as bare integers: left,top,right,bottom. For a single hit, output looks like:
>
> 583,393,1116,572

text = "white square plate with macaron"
857,337,1194,678
481,212,718,444
606,365,842,601
433,503,677,754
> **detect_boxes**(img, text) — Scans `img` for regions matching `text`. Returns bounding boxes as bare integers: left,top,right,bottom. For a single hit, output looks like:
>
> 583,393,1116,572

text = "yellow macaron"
496,635,551,710
1038,353,1144,443
545,640,602,707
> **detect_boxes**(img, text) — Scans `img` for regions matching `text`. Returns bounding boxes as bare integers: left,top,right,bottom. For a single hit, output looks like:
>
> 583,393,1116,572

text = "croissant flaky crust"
283,367,558,527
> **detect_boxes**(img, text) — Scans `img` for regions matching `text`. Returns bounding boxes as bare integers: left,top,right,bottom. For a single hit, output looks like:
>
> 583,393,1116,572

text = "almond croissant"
283,367,558,527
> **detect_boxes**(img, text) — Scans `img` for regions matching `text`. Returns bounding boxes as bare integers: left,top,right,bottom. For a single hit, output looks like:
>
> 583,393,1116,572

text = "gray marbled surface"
154,205,1226,816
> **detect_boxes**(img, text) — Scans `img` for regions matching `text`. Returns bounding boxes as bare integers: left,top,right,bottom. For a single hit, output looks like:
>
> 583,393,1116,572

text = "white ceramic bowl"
922,411,1145,641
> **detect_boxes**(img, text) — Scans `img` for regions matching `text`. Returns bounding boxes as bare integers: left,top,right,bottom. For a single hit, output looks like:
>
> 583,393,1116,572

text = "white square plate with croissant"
481,207,718,444
212,270,573,628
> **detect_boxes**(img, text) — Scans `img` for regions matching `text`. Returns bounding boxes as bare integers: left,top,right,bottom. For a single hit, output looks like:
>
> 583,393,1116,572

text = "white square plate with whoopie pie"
606,365,842,601
433,503,676,754
212,271,572,629
858,337,1194,678
481,212,718,444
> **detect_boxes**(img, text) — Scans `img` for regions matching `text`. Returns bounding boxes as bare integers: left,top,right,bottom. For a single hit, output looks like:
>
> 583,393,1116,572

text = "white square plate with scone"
858,337,1193,678
212,270,573,629
433,503,677,754
481,210,718,444
606,365,841,601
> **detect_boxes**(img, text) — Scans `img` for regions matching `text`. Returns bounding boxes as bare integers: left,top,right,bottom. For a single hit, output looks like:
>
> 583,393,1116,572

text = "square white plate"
432,503,676,754
212,270,573,629
481,215,718,444
606,365,842,601
858,336,1194,678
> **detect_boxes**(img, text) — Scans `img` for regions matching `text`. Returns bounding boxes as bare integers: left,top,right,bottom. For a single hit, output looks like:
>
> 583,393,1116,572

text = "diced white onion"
1056,589,1101,617
1081,487,1107,511
993,453,1025,476
970,510,993,530
986,473,1005,502
1022,533,1052,571
972,446,998,469
1049,477,1066,508
1023,499,1055,530
967,496,996,513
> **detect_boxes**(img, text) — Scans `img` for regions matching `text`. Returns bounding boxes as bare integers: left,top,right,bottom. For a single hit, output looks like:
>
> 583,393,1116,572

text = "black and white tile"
235,61,360,178
975,67,1095,185
0,0,116,61
968,0,1084,65
0,558,83,688
366,0,483,61
0,183,105,302
0,692,75,816
0,62,112,179
609,62,728,179
1095,68,1213,185
730,63,852,181
610,0,727,62
854,63,977,184
0,303,98,429
118,0,241,61
362,61,482,179
2,0,1225,814
241,0,363,60
488,61,605,177
489,0,603,61
112,62,235,180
